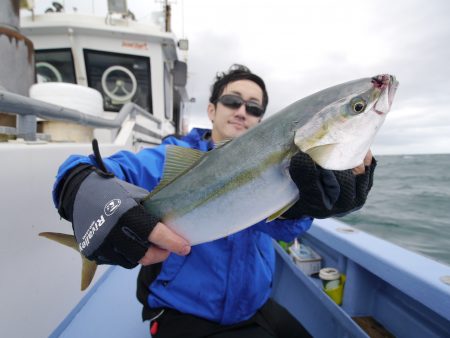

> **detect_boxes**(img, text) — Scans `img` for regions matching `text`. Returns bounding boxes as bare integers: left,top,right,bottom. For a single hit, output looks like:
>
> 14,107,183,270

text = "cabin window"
164,64,173,120
35,49,76,84
83,49,152,113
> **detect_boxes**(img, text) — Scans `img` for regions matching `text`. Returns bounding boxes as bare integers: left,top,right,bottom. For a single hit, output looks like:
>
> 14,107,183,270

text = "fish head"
294,74,398,170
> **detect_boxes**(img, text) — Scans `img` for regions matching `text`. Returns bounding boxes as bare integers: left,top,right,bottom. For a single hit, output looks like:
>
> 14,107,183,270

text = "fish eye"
350,98,367,114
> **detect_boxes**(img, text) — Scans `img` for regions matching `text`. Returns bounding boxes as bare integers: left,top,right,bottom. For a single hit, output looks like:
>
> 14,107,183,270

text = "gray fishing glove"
57,164,159,268
283,152,376,219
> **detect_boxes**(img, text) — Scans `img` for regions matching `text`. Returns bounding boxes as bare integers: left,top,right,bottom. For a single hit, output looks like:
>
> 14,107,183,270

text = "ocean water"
339,153,450,266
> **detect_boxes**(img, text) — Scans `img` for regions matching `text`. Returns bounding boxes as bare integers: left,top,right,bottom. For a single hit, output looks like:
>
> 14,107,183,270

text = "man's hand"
58,164,190,268
351,151,373,175
139,222,191,265
283,151,376,219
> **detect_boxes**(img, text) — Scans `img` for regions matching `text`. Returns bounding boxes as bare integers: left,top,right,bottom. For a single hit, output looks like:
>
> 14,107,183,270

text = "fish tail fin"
80,255,97,291
39,232,97,291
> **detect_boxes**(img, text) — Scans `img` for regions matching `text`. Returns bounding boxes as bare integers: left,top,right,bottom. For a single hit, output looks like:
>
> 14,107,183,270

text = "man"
53,65,375,337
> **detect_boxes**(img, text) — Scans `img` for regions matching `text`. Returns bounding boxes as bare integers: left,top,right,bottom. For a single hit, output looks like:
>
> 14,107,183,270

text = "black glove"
283,152,376,219
57,164,159,268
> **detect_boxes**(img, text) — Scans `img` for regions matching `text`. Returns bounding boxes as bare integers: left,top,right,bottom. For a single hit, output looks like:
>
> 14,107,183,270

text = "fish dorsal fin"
164,145,206,181
39,232,98,291
214,138,232,149
148,145,206,197
305,144,338,169
266,198,299,222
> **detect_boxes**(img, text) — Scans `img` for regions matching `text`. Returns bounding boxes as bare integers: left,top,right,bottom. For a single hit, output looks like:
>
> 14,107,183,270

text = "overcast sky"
32,0,450,155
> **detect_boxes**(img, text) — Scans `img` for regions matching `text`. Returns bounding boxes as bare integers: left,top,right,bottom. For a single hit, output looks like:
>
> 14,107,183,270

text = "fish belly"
164,165,299,245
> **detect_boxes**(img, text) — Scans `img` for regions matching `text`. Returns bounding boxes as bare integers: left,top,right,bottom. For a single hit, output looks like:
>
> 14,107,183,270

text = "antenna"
156,0,175,32
164,0,171,32
181,0,185,38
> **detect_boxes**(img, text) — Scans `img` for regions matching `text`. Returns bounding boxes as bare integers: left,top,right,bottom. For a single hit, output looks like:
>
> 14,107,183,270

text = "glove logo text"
104,199,121,216
79,215,105,252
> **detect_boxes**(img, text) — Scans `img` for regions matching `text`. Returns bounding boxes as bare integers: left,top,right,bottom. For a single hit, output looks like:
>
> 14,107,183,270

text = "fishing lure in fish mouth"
40,74,399,291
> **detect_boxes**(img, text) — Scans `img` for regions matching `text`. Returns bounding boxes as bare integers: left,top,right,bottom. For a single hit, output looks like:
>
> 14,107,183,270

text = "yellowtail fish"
40,75,398,290
142,75,398,244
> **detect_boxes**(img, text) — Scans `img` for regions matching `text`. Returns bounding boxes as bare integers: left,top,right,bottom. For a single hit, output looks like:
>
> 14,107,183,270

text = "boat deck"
47,219,450,338
49,266,149,338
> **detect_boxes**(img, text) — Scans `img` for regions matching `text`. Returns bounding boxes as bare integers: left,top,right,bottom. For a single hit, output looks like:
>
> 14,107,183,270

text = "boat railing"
0,88,162,142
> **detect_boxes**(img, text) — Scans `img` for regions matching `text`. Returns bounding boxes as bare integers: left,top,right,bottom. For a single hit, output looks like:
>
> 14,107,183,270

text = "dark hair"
209,64,269,113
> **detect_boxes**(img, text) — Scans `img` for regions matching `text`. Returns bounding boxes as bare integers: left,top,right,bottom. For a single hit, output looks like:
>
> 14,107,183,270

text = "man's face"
208,79,264,143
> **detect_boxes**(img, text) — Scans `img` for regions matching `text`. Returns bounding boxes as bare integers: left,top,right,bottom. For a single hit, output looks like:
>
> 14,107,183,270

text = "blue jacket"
53,128,313,325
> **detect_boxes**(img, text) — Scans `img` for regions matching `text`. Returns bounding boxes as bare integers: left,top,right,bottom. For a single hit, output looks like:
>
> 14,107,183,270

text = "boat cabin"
20,7,188,146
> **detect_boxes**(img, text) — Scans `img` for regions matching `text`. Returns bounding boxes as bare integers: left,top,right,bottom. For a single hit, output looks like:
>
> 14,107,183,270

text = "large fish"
141,74,398,244
41,74,398,290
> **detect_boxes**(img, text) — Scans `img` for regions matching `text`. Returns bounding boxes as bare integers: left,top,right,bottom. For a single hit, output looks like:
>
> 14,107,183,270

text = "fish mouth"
372,74,399,115
371,74,391,89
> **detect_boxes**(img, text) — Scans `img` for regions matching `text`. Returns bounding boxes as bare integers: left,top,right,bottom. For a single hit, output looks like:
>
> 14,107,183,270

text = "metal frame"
0,89,162,141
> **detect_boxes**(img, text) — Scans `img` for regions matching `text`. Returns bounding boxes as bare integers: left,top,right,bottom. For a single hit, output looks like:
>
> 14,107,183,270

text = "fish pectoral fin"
266,199,299,222
39,231,98,291
148,145,206,197
305,143,338,169
81,256,98,291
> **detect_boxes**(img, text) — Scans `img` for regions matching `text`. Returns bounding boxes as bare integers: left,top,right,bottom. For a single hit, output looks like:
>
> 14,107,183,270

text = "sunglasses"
215,95,265,117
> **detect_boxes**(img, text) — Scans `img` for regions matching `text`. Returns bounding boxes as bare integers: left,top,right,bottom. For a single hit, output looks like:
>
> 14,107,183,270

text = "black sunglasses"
215,95,265,117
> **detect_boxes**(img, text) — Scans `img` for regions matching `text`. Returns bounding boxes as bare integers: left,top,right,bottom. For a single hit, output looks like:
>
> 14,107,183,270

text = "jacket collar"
182,128,214,151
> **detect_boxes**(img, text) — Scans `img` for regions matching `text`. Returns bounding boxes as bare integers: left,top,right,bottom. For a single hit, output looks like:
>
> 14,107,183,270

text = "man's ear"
207,103,216,122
